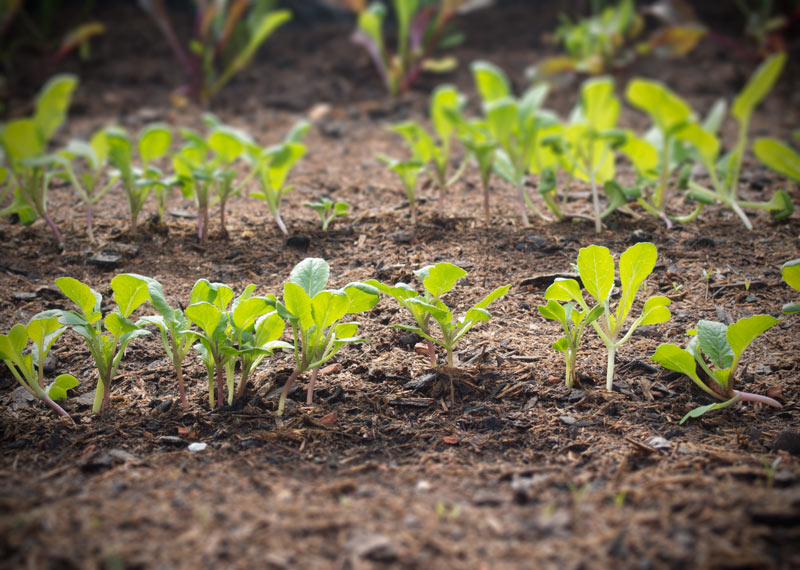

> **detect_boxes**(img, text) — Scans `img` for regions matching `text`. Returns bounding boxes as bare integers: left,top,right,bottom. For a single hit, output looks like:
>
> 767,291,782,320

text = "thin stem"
733,390,782,408
274,211,288,235
277,369,300,416
426,338,437,367
605,344,616,391
590,174,602,234
176,364,188,409
306,367,320,405
215,363,224,409
43,394,75,425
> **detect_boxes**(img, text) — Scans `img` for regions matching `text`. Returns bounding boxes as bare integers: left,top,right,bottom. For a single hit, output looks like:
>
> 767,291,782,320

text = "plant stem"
590,174,602,234
426,339,437,367
306,368,320,405
605,344,616,391
43,393,75,425
215,364,224,409
733,390,782,408
42,212,63,247
176,364,188,409
274,211,288,235
277,369,300,416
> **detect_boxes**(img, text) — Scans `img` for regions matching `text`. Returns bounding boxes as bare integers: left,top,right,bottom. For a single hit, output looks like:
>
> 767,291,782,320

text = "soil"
2,3,800,569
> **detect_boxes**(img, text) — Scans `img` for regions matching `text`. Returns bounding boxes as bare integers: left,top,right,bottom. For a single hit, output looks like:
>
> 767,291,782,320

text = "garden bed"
1,2,800,569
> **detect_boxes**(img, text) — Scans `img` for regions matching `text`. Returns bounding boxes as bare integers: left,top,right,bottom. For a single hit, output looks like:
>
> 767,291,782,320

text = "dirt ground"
1,2,800,569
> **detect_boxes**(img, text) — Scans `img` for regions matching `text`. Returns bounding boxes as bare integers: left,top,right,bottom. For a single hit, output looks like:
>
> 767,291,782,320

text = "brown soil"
2,3,800,569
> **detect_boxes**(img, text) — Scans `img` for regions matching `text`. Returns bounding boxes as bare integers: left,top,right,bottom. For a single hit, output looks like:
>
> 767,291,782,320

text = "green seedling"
538,298,604,388
754,136,800,191
0,74,77,246
780,258,800,314
762,456,781,489
106,123,172,233
249,121,310,235
55,275,151,413
547,243,672,391
55,128,116,243
471,60,555,226
349,0,474,97
451,116,498,224
304,196,349,231
140,0,291,105
651,314,782,423
137,277,198,409
702,267,713,301
274,258,379,416
389,85,467,202
0,311,78,423
367,262,510,370
378,155,425,224
184,280,289,408
685,53,793,229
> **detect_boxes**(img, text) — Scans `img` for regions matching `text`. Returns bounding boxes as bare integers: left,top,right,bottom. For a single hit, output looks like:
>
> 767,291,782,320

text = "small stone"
11,291,37,301
390,230,415,244
346,533,399,562
169,210,196,219
645,436,671,453
11,386,35,408
560,415,578,426
87,252,122,270
156,399,173,414
157,435,185,446
631,229,650,242
76,391,96,407
188,442,208,452
308,102,332,122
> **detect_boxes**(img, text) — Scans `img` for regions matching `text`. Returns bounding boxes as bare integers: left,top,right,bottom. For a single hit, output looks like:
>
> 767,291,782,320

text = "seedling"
651,314,782,423
137,277,197,409
762,456,781,489
250,121,310,235
55,275,151,413
304,197,349,231
780,258,800,314
0,74,77,246
348,0,475,96
378,155,425,224
702,267,713,301
538,298,604,388
546,243,672,390
106,123,172,233
55,128,116,243
140,0,291,105
451,116,498,224
0,311,78,423
685,53,792,229
389,85,467,202
274,258,380,415
367,262,510,370
754,136,800,190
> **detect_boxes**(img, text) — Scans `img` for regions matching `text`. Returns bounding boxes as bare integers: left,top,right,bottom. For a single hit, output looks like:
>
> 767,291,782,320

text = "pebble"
188,442,208,452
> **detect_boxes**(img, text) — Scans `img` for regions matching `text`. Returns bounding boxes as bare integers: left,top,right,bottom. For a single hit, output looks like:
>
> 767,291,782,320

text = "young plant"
685,53,792,229
367,262,510,369
139,0,291,105
274,258,380,416
0,311,78,423
0,74,77,246
388,85,467,202
137,277,198,409
304,196,349,231
651,315,782,423
106,123,172,233
55,275,151,413
249,121,310,235
55,129,116,243
349,0,477,97
538,299,604,388
754,136,800,191
546,243,672,391
781,258,800,314
452,116,498,224
378,155,425,224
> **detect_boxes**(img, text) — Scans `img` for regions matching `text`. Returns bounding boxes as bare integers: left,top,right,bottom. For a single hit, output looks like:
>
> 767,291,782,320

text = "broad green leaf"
753,137,800,183
334,322,359,340
138,124,171,165
639,296,672,325
618,242,657,317
462,307,491,325
538,299,566,323
145,279,177,324
782,302,800,314
0,323,28,361
232,297,271,331
311,291,349,329
471,60,511,103
675,123,719,166
651,343,702,384
474,284,510,310
112,274,150,318
390,122,435,162
423,263,467,298
1,119,44,162
680,398,737,424
263,142,306,191
581,77,619,131
696,320,733,369
208,127,244,164
89,129,109,166
46,373,79,400
343,282,380,313
283,282,314,330
431,85,462,142
55,277,101,320
26,313,64,356
34,74,77,142
104,312,138,338
625,79,691,133
106,127,133,175
290,258,330,297
577,245,614,304
732,53,786,122
544,279,584,304
185,302,224,339
782,258,800,292
408,298,452,324
618,132,658,177
253,312,286,346
552,336,569,354
726,314,779,361
484,98,517,142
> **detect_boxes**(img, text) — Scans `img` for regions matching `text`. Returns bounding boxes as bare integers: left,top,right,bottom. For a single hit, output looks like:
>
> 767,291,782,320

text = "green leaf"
138,124,171,165
484,98,517,142
625,79,691,133
696,320,734,369
726,314,779,362
145,279,177,325
639,296,672,326
106,127,133,175
290,258,330,298
46,373,79,400
782,302,800,314
208,127,245,164
33,74,78,142
283,282,314,330
618,242,657,317
343,282,380,313
104,312,139,338
471,60,511,103
185,302,224,339
680,398,738,424
431,85,463,142
408,298,452,325
111,274,150,319
544,278,584,304
732,53,786,122
577,245,614,304
1,119,44,162
674,123,719,166
311,290,350,329
423,263,467,299
334,322,359,340
232,297,271,331
27,312,65,356
55,277,101,321
782,258,800,292
0,323,28,362
651,343,702,384
581,77,619,131
474,284,511,310
753,137,800,183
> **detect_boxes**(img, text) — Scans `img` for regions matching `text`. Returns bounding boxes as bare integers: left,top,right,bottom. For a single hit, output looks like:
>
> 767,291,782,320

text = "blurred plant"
781,258,800,314
139,0,291,105
304,196,349,230
378,155,425,223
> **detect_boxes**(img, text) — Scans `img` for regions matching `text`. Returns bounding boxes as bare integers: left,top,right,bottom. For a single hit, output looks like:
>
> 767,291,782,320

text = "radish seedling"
274,258,379,416
304,197,349,231
452,116,498,224
55,275,151,413
368,262,510,369
378,155,425,224
651,315,782,423
0,311,78,423
0,74,77,246
781,258,800,314
546,243,672,390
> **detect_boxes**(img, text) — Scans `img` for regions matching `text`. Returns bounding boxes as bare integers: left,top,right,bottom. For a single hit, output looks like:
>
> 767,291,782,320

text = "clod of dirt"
286,235,311,251
345,533,400,563
773,430,800,455
86,252,123,270
390,230,415,244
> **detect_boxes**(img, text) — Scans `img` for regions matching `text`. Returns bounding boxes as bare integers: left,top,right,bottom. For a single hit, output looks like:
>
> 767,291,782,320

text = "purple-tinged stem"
42,213,62,247
278,369,300,416
733,390,782,408
306,368,320,405
275,211,288,235
426,339,437,367
43,394,75,425
176,365,188,409
215,365,224,409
